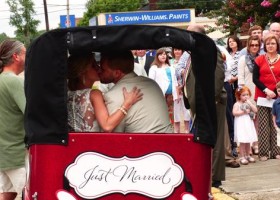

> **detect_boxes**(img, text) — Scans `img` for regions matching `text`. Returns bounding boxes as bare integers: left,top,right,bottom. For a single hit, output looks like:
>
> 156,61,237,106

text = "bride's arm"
90,87,143,132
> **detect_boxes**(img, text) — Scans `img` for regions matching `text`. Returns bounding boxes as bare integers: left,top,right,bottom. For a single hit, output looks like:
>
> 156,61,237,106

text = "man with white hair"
0,39,27,200
269,22,280,53
269,22,280,38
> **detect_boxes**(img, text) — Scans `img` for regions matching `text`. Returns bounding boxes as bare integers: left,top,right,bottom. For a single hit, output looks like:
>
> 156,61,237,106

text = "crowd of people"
226,23,280,162
1,22,280,198
211,22,280,188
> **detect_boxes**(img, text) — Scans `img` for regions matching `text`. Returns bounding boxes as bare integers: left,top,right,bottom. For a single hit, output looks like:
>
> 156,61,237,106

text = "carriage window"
66,49,191,134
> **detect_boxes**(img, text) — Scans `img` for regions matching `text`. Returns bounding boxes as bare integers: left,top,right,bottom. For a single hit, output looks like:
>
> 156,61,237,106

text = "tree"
206,0,280,35
7,0,40,46
78,0,141,26
157,0,223,16
0,33,9,43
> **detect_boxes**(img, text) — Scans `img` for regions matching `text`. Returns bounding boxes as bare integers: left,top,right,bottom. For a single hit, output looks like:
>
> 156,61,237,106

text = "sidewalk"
214,158,280,200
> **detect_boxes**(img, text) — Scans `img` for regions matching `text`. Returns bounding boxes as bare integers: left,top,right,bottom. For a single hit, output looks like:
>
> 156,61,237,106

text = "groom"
98,50,172,133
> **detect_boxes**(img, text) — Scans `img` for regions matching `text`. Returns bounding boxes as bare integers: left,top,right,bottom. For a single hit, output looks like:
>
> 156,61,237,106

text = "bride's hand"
122,87,143,109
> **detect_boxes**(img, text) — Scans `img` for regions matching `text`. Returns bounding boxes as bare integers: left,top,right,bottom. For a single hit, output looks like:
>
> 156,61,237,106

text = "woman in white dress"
238,35,261,154
67,53,142,132
233,86,258,165
169,48,191,133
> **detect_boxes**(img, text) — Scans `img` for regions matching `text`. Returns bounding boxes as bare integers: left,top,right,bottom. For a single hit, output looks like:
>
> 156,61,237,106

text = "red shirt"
254,54,280,100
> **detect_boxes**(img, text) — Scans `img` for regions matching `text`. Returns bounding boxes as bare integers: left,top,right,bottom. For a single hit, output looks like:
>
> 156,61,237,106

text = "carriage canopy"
24,25,217,147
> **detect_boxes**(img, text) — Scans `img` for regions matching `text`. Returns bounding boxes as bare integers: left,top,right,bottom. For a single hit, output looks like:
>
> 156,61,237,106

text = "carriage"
23,24,217,200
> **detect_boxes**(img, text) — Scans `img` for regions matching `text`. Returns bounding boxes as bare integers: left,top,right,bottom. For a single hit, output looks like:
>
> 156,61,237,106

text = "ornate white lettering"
65,152,184,199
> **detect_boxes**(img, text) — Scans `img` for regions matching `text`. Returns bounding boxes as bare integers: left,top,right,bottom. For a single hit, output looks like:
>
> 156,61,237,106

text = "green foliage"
0,33,10,43
78,0,141,26
157,0,223,16
7,0,40,46
206,0,280,35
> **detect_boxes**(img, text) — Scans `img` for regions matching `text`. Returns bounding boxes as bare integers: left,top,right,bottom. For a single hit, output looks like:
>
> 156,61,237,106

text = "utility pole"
149,0,157,10
66,0,70,28
43,0,49,31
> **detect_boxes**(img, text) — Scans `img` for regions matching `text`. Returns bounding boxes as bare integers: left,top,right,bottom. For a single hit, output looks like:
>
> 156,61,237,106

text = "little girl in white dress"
233,86,258,165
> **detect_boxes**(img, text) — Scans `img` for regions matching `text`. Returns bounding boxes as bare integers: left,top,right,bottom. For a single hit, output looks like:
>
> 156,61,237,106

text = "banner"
105,10,191,25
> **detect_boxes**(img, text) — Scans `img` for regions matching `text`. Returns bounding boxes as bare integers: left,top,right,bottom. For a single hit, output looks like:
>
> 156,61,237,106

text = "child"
233,86,258,165
272,82,280,148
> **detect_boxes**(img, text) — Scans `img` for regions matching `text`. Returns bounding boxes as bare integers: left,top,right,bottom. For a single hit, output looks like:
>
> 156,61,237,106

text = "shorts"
0,167,26,198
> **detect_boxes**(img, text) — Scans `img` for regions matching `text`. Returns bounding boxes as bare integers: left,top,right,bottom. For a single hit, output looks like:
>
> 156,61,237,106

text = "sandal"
246,156,256,163
275,155,280,160
259,156,268,161
240,157,249,165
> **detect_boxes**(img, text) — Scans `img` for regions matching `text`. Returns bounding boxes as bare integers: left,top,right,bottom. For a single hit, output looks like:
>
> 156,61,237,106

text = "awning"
207,30,229,39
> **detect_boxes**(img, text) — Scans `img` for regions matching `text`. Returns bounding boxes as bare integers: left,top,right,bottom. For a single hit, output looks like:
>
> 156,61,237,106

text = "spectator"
149,48,178,126
269,22,280,38
263,30,270,41
170,48,191,133
272,81,280,147
134,50,154,75
226,35,242,90
238,35,261,154
99,50,173,133
67,53,142,132
182,24,235,189
239,25,265,56
253,34,280,161
0,39,27,200
233,86,258,165
269,22,280,53
213,44,241,188
226,35,242,155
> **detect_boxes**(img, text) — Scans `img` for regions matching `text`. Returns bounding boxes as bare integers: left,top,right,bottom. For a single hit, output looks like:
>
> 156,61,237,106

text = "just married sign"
64,152,184,199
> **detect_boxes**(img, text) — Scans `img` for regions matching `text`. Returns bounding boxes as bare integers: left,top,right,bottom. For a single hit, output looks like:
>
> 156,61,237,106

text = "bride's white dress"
67,89,100,132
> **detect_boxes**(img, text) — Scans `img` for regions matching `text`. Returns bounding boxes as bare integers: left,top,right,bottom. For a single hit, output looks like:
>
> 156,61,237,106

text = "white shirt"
217,45,233,82
138,55,146,67
134,62,147,77
148,65,178,100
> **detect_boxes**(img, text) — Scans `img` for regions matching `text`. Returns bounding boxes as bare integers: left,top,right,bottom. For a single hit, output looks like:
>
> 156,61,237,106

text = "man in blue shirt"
272,82,280,147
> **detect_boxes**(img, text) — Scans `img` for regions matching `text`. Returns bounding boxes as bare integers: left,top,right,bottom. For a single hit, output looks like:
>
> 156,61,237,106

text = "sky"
0,0,88,37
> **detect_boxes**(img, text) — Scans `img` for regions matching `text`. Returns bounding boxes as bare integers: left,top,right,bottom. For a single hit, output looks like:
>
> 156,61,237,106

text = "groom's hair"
101,50,134,74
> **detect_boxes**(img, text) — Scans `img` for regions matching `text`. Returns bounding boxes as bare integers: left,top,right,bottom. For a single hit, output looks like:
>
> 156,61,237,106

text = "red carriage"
23,25,217,200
